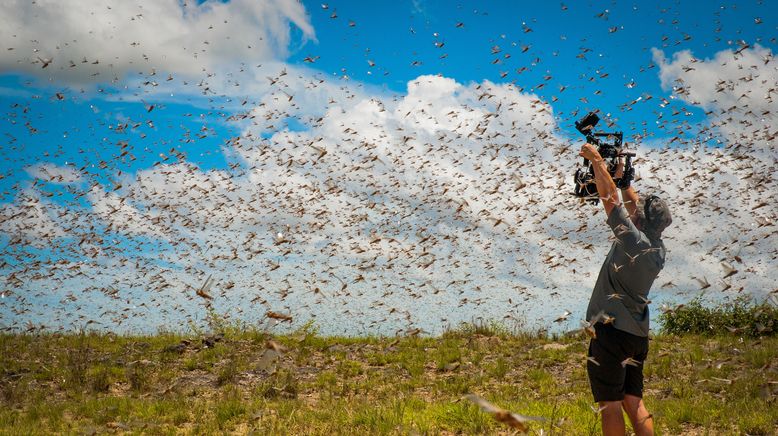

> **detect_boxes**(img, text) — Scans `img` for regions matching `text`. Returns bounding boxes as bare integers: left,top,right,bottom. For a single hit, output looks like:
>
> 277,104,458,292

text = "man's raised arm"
621,185,640,225
613,157,640,224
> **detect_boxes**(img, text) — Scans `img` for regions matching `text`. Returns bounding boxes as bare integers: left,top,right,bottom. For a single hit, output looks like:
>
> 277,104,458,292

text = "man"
579,142,672,436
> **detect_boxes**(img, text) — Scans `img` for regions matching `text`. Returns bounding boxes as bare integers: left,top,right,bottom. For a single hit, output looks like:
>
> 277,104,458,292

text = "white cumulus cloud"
0,0,314,85
1,63,776,335
24,163,83,184
652,45,778,152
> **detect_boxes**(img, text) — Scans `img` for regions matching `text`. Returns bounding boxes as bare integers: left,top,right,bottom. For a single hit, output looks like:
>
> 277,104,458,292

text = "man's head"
639,194,672,239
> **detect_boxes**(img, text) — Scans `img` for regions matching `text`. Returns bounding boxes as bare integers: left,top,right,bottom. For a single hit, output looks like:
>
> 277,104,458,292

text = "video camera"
572,112,635,203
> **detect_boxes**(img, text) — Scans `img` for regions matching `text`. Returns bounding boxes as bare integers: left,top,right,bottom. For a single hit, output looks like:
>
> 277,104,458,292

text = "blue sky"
0,1,776,334
289,1,773,127
3,1,774,195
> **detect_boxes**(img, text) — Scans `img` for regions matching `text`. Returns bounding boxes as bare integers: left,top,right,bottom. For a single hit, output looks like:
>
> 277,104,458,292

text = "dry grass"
1,323,776,435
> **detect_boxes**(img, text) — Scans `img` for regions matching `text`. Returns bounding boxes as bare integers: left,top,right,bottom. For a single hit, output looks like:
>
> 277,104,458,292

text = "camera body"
572,112,635,203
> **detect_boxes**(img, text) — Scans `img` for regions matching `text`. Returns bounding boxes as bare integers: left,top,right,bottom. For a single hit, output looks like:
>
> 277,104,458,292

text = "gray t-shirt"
586,205,667,337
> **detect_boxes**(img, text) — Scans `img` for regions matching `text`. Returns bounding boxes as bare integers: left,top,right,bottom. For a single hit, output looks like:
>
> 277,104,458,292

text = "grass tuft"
126,361,154,393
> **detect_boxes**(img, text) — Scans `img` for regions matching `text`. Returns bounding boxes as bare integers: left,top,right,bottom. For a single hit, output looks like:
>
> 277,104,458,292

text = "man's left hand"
579,143,602,162
614,156,625,179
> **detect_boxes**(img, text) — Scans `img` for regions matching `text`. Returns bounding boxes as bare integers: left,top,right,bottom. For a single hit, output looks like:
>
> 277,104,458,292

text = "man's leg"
599,401,625,436
588,325,629,435
622,394,654,436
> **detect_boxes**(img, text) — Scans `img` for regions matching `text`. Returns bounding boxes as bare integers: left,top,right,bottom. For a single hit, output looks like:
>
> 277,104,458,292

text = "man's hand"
581,142,619,217
579,143,602,162
614,156,625,180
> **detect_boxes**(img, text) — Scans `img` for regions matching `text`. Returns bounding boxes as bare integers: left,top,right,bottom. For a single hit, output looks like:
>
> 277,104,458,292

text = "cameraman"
579,143,672,436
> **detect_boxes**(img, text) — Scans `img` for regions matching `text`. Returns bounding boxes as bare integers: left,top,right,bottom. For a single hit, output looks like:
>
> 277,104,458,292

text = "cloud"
2,67,777,335
87,184,171,241
0,190,69,246
0,0,315,85
24,163,83,184
652,45,778,152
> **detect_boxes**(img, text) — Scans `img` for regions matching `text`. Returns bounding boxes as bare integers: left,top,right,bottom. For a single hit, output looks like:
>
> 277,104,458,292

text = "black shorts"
587,323,649,402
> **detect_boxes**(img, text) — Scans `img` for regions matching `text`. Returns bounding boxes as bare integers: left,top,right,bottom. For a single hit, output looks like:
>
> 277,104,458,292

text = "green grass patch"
1,317,777,434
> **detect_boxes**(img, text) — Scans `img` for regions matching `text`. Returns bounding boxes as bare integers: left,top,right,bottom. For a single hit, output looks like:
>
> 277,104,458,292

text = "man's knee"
622,395,653,425
600,400,623,416
622,394,643,412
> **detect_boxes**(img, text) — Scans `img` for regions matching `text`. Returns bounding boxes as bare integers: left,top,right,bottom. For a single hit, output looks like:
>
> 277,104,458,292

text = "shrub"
659,296,777,336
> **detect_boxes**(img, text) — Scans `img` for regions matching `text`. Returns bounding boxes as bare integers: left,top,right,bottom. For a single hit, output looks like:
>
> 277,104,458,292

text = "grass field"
1,320,776,435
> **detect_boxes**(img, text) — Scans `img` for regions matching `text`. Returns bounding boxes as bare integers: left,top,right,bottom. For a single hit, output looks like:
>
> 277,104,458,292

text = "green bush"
659,296,777,336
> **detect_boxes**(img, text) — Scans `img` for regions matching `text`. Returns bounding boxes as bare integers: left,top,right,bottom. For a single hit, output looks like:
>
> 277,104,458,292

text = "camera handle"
615,151,636,189
619,151,636,168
